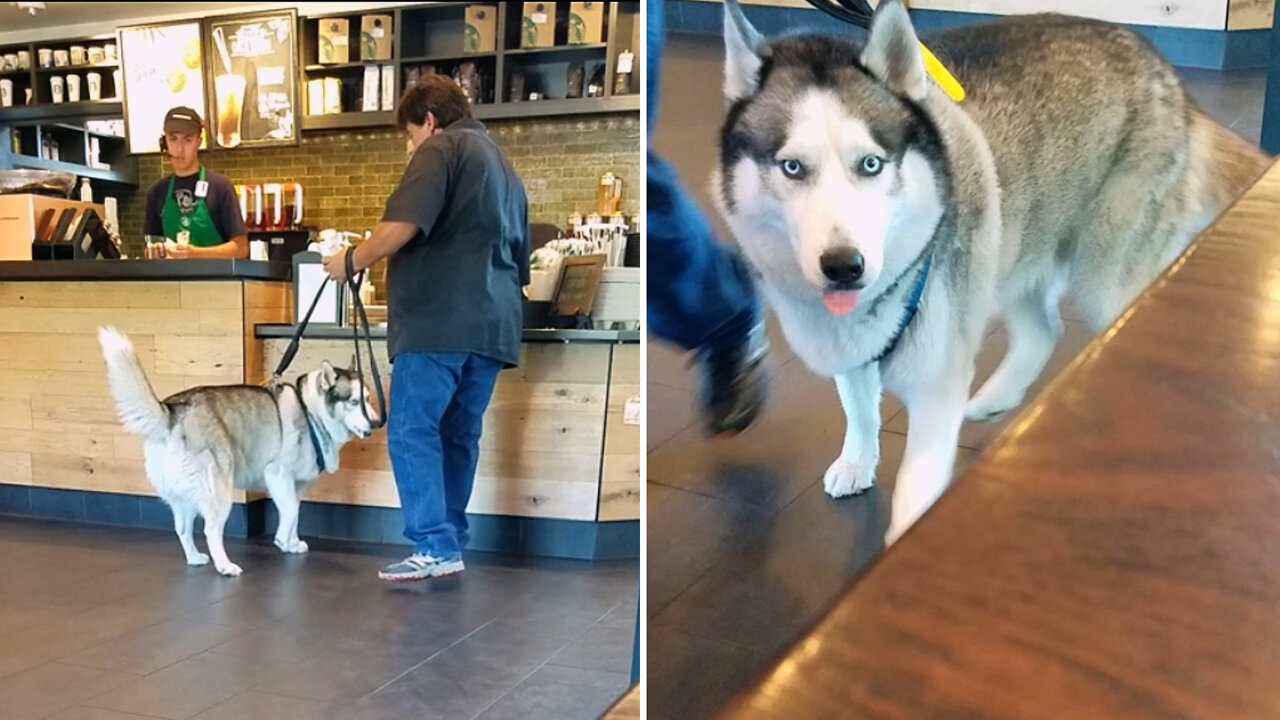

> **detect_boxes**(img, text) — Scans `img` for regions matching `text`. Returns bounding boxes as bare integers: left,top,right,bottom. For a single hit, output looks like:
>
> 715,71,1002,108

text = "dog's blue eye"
859,155,884,176
780,159,806,179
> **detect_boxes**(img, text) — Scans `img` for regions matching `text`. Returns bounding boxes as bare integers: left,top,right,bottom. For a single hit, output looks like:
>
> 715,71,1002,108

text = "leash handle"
345,248,388,430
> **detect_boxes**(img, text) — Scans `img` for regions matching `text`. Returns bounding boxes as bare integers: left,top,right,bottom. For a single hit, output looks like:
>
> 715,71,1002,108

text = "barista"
142,107,247,259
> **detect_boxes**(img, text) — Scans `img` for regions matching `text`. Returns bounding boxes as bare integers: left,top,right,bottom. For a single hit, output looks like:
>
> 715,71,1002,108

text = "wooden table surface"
601,684,641,719
716,160,1280,719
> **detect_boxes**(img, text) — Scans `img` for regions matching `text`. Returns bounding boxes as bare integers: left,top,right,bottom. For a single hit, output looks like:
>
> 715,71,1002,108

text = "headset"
158,117,205,156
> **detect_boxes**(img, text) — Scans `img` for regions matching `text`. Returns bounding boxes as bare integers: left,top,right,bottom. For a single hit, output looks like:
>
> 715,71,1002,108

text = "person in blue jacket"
647,0,770,435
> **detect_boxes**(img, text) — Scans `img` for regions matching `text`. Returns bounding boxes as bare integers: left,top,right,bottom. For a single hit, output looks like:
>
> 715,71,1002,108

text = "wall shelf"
0,101,123,124
6,154,137,186
298,1,641,131
301,111,394,131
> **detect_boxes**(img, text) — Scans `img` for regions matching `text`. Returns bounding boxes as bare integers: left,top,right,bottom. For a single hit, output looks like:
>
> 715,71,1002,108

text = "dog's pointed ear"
319,360,337,390
724,0,766,103
861,0,928,102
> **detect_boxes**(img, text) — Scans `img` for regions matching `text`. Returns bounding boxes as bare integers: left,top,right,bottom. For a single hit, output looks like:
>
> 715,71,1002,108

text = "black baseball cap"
163,106,204,135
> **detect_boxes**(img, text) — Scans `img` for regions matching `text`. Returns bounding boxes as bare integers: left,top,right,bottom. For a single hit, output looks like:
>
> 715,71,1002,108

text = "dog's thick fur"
716,0,1271,543
98,327,373,575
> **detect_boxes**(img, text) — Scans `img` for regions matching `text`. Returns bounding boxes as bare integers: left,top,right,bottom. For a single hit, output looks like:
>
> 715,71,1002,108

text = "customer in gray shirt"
324,75,530,582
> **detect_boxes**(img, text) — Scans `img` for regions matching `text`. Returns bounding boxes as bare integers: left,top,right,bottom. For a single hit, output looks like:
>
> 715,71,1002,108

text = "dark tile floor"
0,517,637,720
646,31,1266,720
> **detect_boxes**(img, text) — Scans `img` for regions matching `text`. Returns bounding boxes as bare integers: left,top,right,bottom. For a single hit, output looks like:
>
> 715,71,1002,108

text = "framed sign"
552,254,606,317
204,9,300,149
118,20,209,154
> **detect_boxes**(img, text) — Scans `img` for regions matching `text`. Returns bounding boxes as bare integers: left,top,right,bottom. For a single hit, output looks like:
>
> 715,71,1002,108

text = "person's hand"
322,249,349,283
165,241,191,259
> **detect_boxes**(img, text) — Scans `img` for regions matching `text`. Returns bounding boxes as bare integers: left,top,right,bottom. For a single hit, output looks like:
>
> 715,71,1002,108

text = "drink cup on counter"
50,76,64,103
16,50,29,69
250,240,269,261
37,48,52,68
53,49,69,67
0,80,12,108
104,43,117,61
144,235,167,259
87,46,104,65
66,74,80,102
2,54,16,71
70,46,86,65
86,72,101,100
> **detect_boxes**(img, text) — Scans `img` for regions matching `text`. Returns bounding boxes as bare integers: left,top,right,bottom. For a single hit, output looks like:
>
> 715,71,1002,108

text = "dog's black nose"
820,248,865,286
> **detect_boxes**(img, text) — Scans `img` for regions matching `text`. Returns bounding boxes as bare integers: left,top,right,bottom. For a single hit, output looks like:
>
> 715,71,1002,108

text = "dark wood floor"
0,517,637,720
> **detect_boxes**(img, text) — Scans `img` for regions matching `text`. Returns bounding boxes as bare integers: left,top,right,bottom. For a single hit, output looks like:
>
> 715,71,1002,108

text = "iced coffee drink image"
215,74,245,148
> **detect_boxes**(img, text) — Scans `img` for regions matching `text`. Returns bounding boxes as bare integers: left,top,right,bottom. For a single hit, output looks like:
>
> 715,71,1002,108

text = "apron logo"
175,189,196,213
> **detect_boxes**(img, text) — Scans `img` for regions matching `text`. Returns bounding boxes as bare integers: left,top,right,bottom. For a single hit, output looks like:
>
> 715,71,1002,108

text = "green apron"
161,166,224,247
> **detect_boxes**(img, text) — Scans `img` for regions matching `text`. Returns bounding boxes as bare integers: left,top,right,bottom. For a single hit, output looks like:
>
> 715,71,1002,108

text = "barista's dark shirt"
142,169,245,241
381,117,530,368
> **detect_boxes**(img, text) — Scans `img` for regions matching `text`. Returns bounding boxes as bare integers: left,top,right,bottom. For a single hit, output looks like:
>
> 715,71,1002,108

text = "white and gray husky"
98,327,373,576
715,0,1270,543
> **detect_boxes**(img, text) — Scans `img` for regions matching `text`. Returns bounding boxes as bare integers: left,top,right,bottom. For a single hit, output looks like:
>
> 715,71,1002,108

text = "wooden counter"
0,263,292,514
255,327,641,525
716,162,1280,716
0,261,638,559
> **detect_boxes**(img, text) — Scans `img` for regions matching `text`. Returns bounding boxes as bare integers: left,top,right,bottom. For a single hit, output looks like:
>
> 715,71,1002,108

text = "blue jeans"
387,351,503,559
646,0,760,352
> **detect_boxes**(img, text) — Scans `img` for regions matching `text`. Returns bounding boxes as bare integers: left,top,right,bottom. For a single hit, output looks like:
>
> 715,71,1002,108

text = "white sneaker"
377,553,464,582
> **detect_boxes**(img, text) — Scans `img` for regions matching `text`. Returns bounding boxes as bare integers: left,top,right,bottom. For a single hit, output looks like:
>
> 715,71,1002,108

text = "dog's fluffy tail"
97,326,169,441
1192,108,1272,215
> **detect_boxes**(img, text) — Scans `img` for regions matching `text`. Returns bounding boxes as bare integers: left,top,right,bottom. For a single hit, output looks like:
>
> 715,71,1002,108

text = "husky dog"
715,0,1270,543
98,327,373,576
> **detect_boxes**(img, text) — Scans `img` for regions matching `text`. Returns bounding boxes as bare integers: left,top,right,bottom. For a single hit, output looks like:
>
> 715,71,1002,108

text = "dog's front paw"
274,538,309,554
186,552,210,566
823,457,875,498
216,561,243,577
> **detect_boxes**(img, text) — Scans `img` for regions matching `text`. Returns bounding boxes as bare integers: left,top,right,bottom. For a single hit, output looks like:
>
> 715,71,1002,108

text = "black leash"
271,248,388,431
803,0,875,28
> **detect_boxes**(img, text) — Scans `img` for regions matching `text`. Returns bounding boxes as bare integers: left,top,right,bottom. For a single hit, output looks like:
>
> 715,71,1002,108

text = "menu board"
205,10,299,149
118,20,209,155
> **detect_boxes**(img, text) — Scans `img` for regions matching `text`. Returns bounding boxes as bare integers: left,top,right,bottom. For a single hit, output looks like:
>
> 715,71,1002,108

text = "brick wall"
117,112,641,267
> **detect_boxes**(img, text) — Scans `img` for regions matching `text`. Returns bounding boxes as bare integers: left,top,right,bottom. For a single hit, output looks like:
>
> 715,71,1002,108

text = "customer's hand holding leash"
321,247,351,284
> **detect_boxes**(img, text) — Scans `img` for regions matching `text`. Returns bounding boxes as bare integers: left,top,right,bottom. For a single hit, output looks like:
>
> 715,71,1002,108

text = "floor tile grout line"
65,706,168,720
355,613,509,702
649,473,828,622
646,418,701,455
56,616,257,683
465,637,588,720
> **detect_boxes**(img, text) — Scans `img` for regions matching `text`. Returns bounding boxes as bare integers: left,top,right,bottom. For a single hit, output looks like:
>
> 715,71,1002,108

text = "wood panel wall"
0,280,291,504
600,344,641,521
259,338,639,522
1228,0,1275,30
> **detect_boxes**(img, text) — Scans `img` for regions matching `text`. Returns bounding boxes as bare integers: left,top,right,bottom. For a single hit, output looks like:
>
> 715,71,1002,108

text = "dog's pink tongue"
823,291,861,315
